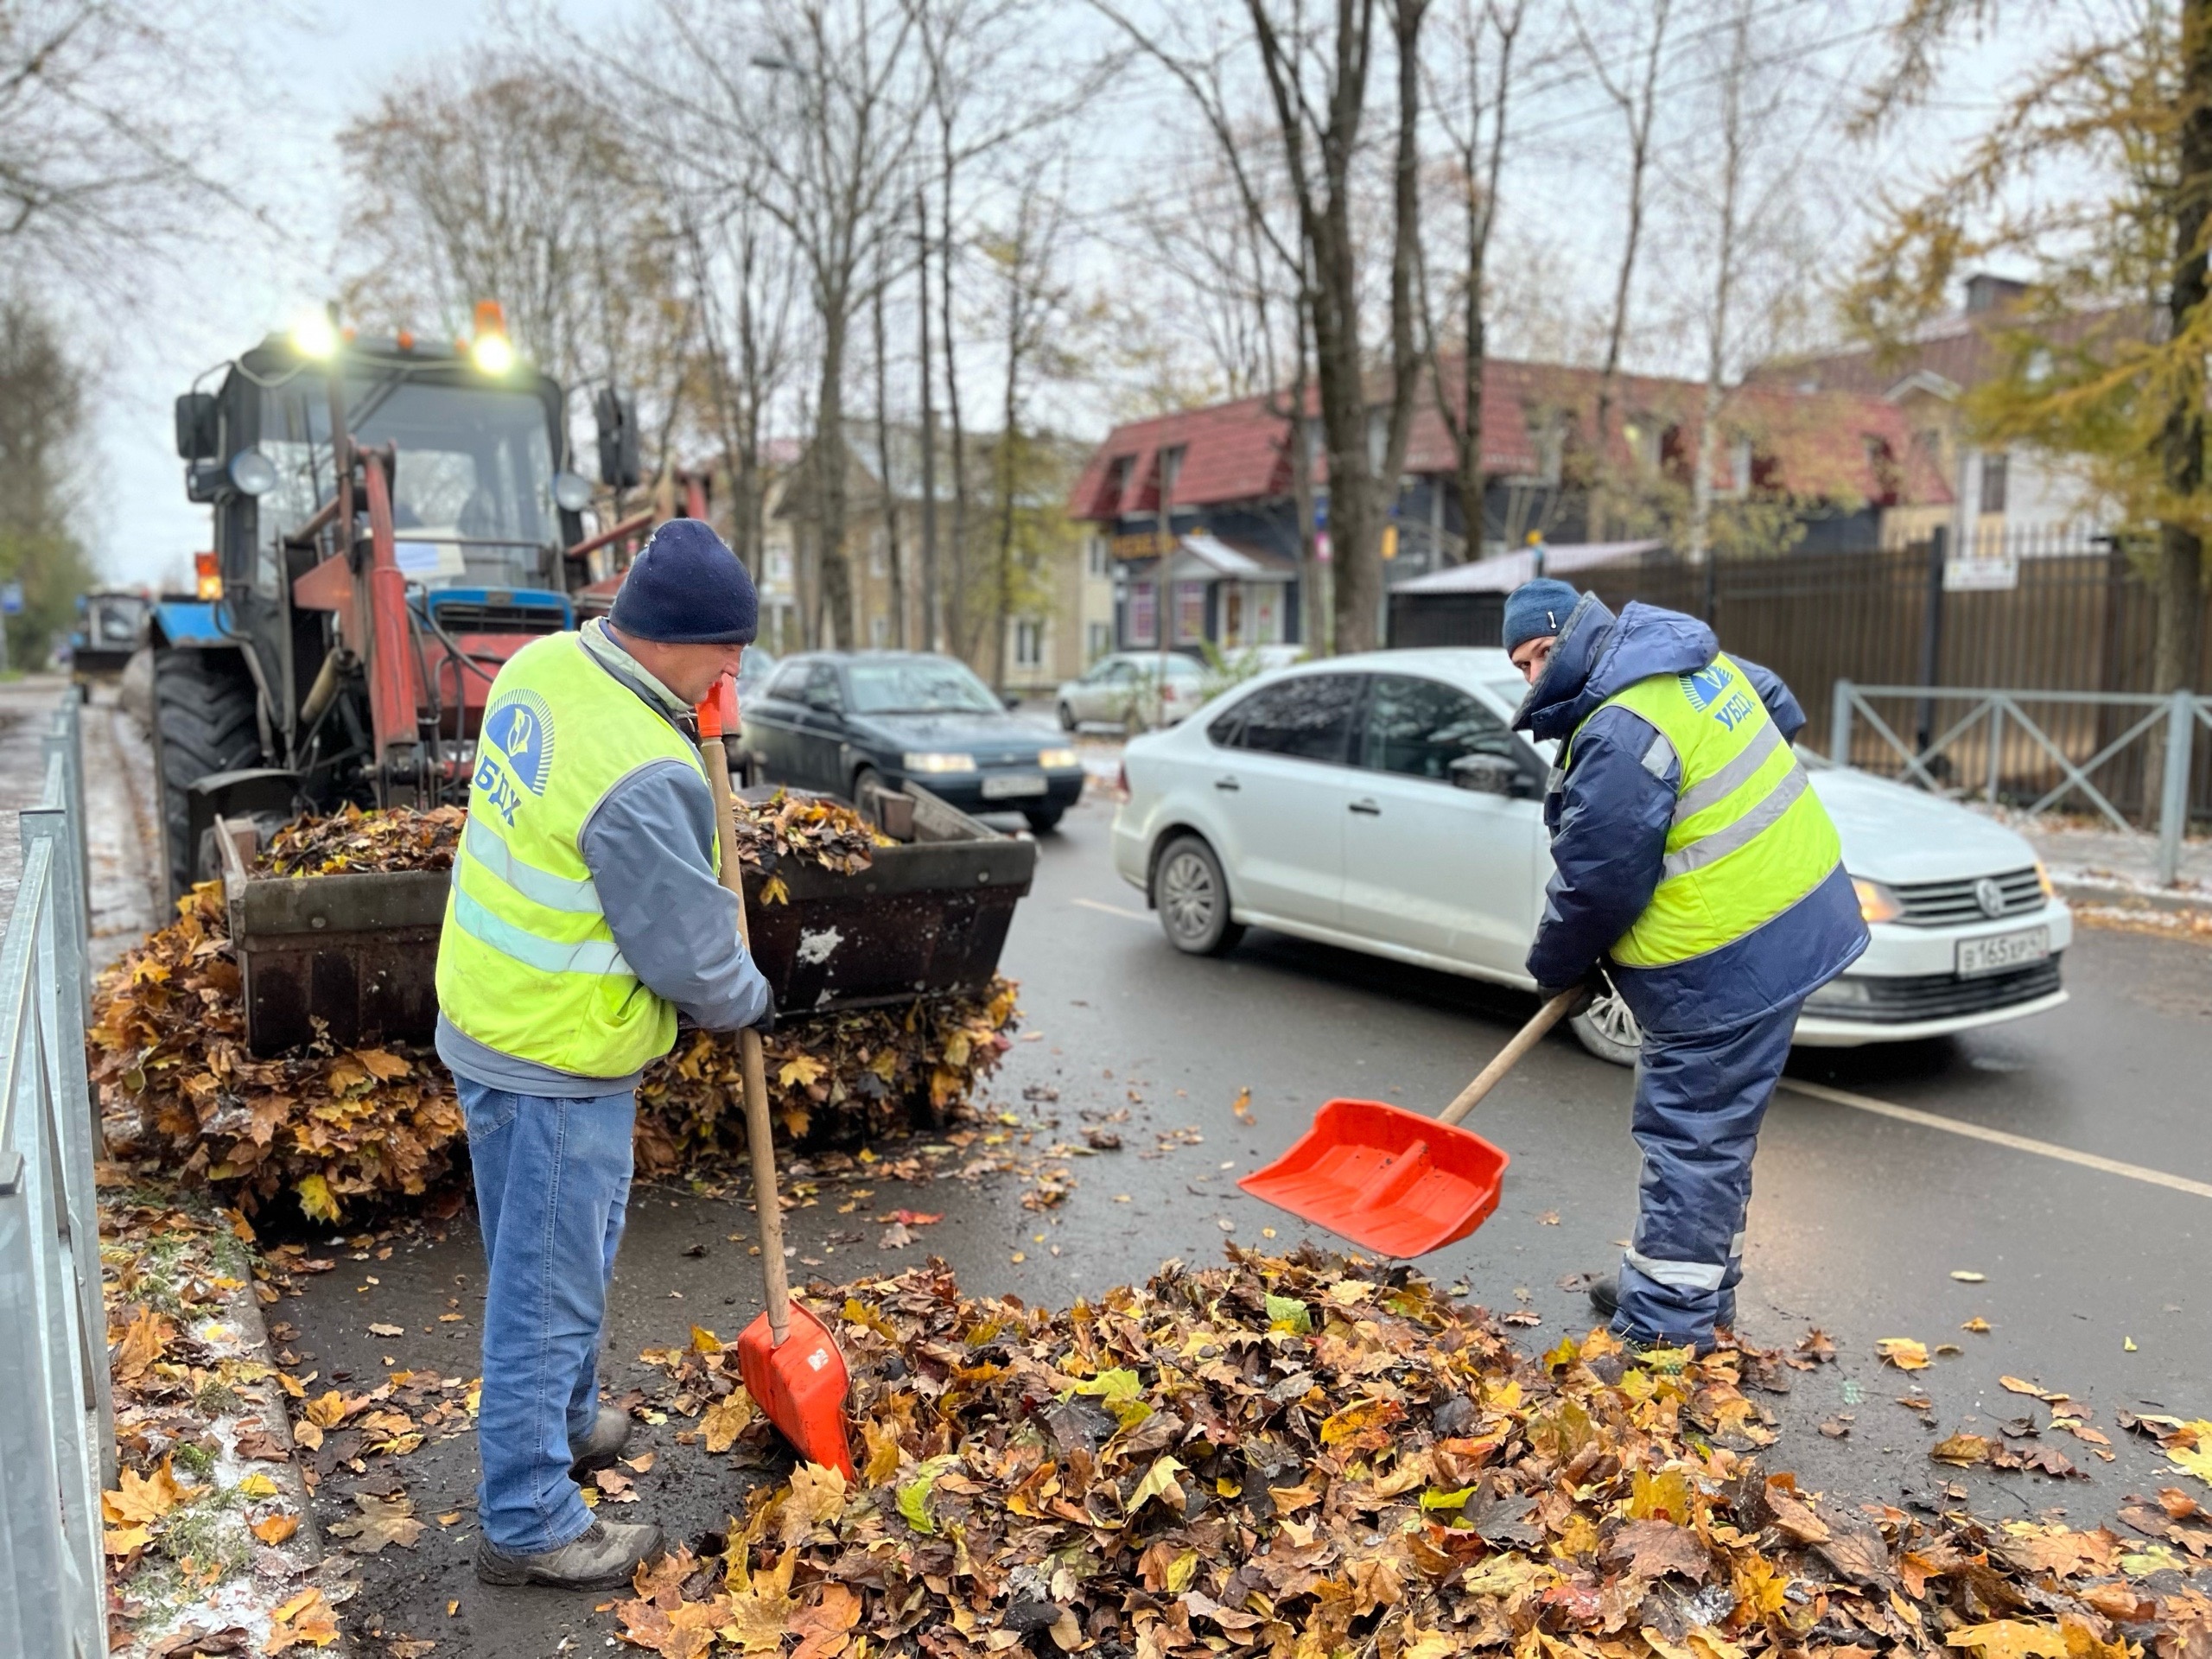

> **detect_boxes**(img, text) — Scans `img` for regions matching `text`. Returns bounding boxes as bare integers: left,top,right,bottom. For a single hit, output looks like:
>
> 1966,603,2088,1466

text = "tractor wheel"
150,649,263,903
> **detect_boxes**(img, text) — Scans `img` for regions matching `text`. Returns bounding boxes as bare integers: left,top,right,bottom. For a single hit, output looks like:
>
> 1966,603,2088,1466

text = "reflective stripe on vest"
434,632,714,1078
1569,652,1841,969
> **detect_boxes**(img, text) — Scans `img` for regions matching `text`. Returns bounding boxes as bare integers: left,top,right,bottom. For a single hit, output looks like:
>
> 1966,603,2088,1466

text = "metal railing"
0,698,113,1659
1832,681,2212,886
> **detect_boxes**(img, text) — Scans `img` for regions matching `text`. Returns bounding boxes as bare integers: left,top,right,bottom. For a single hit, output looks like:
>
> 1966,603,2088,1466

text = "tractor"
154,303,652,902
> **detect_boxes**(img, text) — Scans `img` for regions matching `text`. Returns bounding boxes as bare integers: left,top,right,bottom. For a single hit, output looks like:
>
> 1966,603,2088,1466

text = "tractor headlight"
553,470,594,512
902,752,976,773
227,448,277,498
471,331,515,375
1037,747,1078,769
290,310,339,359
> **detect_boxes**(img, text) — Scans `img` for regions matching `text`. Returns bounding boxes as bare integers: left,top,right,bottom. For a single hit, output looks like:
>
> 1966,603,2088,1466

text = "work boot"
1586,1273,1619,1321
569,1404,633,1476
476,1516,664,1590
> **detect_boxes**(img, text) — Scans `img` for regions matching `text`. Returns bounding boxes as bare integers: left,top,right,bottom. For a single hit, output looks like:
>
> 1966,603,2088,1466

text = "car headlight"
902,752,977,774
1806,976,1874,1009
2034,859,2055,899
1851,876,1903,925
1037,747,1078,769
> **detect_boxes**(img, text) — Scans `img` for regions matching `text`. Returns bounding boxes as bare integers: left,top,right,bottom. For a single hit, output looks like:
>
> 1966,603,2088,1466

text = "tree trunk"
917,185,941,653
873,276,906,648
1588,0,1669,545
940,152,974,664
817,305,856,649
1688,2,1746,577
2156,0,2212,697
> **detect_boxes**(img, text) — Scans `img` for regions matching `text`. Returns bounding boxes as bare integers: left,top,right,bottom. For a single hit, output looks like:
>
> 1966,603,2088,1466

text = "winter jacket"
1513,596,1867,1037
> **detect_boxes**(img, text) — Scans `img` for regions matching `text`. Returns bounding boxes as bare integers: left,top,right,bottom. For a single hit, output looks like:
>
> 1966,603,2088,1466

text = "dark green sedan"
738,651,1087,833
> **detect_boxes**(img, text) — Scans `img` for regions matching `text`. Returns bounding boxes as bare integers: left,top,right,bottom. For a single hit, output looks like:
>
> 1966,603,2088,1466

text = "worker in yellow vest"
1505,578,1868,1354
435,520,771,1589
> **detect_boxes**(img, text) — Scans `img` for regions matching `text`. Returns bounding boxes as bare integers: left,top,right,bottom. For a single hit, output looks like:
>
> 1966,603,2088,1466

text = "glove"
1536,976,1599,1018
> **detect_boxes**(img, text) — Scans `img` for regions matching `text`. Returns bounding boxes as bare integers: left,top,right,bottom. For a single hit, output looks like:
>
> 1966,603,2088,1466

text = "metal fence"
1833,683,2212,885
1389,534,2212,829
1,698,114,1659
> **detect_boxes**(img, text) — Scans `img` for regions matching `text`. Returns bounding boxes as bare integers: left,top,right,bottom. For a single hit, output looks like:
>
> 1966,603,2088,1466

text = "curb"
2053,878,2212,920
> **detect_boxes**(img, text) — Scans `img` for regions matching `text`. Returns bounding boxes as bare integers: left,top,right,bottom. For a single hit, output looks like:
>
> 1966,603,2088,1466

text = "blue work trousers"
1613,1001,1799,1351
458,1077,633,1554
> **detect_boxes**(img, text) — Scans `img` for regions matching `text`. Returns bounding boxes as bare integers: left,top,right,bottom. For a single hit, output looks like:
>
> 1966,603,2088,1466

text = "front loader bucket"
1238,1097,1509,1259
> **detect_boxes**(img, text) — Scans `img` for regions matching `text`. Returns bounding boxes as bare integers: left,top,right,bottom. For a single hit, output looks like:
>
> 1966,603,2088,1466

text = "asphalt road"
273,786,2212,1655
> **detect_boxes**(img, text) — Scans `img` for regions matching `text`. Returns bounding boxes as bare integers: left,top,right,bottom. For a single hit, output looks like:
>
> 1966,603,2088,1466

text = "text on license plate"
1956,926,2050,977
981,772,1047,799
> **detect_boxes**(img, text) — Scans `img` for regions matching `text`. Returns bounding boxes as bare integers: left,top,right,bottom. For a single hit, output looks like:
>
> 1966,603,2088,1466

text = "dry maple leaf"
103,1458,193,1527
328,1491,425,1554
1606,1518,1712,1581
265,1586,341,1653
250,1512,301,1545
702,1391,755,1454
1932,1433,1993,1466
1877,1337,1930,1370
1942,1620,2071,1659
790,1583,862,1659
778,1463,849,1544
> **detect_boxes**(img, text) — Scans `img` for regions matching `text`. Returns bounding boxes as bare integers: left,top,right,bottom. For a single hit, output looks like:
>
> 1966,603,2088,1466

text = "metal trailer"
213,785,1035,1057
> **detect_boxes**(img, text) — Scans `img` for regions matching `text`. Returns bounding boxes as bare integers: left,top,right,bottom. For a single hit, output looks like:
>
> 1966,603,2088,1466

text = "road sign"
0,582,22,615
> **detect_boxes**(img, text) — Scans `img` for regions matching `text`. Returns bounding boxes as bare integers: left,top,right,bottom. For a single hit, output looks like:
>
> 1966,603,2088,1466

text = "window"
766,661,813,701
1174,581,1207,644
1128,582,1157,646
1980,451,2009,513
1014,618,1043,668
1359,675,1516,781
802,664,845,711
1086,621,1112,662
871,613,889,646
1211,673,1361,764
845,658,999,715
1087,537,1109,579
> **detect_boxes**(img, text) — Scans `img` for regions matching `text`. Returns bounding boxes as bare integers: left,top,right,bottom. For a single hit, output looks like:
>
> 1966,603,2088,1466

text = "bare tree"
1095,0,1432,654
0,0,255,283
871,252,907,646
1572,0,1670,539
979,172,1079,687
1420,0,1529,565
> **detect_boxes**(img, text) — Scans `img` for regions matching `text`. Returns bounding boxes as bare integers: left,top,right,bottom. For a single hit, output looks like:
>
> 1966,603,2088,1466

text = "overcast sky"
88,0,2044,592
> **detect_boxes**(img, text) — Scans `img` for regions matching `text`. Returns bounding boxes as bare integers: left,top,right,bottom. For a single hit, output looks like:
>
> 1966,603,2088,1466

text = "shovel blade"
1237,1097,1509,1259
735,1300,855,1478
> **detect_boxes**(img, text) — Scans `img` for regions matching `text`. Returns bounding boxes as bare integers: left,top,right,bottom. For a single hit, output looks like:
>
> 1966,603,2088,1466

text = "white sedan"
1109,648,2070,1062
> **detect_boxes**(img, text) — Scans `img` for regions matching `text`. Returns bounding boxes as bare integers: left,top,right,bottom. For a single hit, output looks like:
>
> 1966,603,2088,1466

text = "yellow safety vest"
1570,652,1841,968
435,633,716,1077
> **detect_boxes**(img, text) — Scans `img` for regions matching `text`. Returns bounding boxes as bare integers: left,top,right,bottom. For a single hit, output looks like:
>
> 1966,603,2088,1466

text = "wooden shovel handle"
698,722,790,1346
1435,990,1582,1128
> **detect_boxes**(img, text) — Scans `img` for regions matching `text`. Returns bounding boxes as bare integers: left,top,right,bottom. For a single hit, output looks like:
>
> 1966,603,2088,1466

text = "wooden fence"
1388,537,2212,825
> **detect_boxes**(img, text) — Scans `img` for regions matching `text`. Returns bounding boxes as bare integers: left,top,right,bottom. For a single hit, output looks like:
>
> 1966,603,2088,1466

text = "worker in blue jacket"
1504,578,1868,1353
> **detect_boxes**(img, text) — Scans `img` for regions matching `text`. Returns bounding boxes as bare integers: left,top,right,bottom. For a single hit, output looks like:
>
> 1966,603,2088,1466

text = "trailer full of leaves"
610,1249,2209,1659
90,798,1018,1221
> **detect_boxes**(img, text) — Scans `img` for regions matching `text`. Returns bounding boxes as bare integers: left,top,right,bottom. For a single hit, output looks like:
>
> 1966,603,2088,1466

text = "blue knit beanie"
609,518,758,644
1503,578,1580,652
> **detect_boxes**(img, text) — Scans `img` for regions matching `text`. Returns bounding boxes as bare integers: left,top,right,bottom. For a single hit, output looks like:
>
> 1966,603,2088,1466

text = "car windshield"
846,658,1002,715
255,374,559,590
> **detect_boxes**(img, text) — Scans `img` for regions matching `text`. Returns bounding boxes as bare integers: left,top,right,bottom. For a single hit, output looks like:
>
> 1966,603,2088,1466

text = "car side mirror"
175,391,219,461
1001,692,1020,710
1449,753,1518,797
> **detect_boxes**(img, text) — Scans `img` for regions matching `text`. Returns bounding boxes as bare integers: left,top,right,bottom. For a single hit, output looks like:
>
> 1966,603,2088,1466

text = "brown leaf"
1932,1433,1994,1466
251,1511,301,1545
791,1583,863,1659
328,1491,424,1554
1605,1518,1712,1581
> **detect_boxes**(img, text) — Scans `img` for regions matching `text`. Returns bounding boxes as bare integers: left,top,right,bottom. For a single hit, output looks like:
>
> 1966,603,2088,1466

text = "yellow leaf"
105,1524,152,1554
103,1458,192,1527
252,1512,301,1545
703,1390,756,1455
1877,1337,1930,1370
779,1463,849,1544
304,1390,348,1428
778,1055,826,1089
296,1172,340,1224
1128,1454,1187,1514
861,1418,904,1485
238,1472,279,1498
691,1325,723,1354
1944,1621,2072,1659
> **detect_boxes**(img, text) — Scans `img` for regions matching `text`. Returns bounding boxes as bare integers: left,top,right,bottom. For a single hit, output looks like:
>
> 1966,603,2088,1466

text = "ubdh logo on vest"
474,690,556,824
1679,661,1758,732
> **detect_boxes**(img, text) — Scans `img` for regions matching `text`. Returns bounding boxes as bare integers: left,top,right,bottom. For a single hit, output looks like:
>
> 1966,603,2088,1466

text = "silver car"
1056,652,1207,732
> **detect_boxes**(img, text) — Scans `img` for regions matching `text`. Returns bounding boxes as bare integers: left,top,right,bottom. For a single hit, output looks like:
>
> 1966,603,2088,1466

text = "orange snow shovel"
696,678,855,1478
1237,989,1580,1259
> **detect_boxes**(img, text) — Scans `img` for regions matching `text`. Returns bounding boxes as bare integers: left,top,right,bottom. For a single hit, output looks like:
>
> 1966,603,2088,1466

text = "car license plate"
1957,926,2050,977
981,772,1047,799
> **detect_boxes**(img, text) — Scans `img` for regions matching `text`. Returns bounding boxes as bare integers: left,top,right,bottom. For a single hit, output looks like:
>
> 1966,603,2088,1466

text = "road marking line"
1072,898,1151,923
1779,1077,2212,1199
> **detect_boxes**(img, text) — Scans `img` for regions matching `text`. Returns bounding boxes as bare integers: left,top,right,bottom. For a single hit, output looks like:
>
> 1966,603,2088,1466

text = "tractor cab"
154,308,630,898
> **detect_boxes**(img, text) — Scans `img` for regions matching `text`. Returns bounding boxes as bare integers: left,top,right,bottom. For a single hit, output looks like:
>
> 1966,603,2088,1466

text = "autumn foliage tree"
1848,0,2212,695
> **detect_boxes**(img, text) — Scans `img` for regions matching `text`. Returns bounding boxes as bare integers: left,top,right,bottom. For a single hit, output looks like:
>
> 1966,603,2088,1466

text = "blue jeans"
1613,1001,1800,1352
457,1077,634,1554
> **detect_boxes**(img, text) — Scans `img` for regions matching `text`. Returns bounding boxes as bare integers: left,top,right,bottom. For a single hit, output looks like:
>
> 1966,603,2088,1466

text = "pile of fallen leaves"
256,802,467,877
734,790,892,892
90,886,1018,1223
637,981,1022,1173
611,1249,2211,1659
99,1185,340,1653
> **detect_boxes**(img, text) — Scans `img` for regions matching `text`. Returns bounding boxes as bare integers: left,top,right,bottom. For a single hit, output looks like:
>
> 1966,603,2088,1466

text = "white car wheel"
1571,988,1643,1066
1154,835,1243,957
